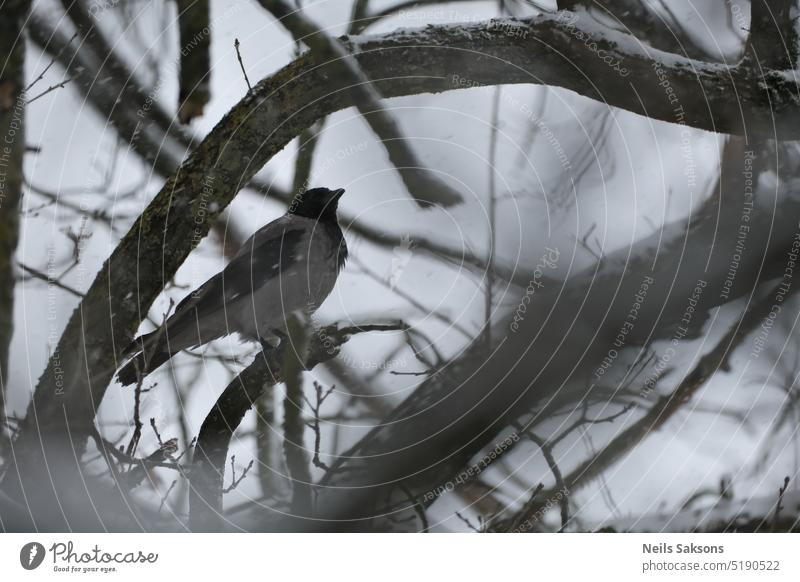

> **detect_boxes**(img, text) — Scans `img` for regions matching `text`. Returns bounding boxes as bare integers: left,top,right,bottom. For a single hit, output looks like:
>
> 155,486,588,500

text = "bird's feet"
258,329,288,352
258,334,281,351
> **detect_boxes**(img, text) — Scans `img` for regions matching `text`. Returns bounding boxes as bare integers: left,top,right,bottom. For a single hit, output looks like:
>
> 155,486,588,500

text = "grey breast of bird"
231,214,347,342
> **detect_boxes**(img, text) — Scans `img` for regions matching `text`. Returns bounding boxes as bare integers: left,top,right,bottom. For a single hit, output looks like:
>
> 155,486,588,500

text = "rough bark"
565,0,711,60
189,323,400,530
0,0,31,448
177,0,211,124
27,13,504,280
748,0,799,69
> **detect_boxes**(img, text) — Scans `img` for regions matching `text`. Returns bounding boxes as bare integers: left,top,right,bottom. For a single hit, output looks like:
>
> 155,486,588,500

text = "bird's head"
288,187,345,221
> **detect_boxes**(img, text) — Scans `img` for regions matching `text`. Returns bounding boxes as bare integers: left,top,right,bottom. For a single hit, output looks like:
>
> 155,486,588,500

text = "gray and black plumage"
117,187,348,386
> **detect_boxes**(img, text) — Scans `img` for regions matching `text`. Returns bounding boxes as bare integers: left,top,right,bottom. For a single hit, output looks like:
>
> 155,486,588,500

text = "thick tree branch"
528,277,799,523
27,13,508,280
258,0,463,207
748,0,799,70
565,0,712,61
0,0,31,451
177,0,211,123
189,322,405,531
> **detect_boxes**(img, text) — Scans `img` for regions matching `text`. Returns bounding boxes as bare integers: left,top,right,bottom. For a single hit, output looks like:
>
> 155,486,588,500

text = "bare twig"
771,476,791,532
222,455,255,493
159,480,178,513
506,482,545,532
233,38,252,91
150,418,165,447
304,381,336,470
125,373,148,459
17,262,83,298
26,32,78,91
520,430,569,531
26,76,73,105
125,299,174,458
455,510,481,532
484,86,501,349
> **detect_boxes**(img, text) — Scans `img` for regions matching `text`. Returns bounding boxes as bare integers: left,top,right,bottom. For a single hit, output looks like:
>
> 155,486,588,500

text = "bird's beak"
333,188,346,199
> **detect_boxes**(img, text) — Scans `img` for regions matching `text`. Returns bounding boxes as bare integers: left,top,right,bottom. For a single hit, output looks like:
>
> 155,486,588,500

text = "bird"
116,187,348,386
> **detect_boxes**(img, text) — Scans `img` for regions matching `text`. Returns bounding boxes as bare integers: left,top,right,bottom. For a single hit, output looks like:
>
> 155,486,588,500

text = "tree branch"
258,0,463,207
280,315,313,516
520,277,800,523
0,0,31,452
188,322,406,531
177,0,211,123
747,0,799,70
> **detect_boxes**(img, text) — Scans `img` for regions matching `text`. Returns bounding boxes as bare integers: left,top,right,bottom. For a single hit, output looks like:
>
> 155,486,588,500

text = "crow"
117,187,347,386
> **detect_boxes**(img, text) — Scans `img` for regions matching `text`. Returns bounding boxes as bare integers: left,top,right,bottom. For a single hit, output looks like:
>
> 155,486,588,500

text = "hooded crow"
117,187,348,386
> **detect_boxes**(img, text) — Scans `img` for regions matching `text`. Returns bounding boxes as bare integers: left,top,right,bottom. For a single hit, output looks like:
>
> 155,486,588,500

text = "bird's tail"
116,330,171,387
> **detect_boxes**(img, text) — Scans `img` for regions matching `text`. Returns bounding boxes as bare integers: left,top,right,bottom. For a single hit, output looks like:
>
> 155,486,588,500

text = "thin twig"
26,76,73,105
304,381,336,470
484,86,501,349
125,372,148,459
455,510,481,532
125,299,174,458
399,483,429,532
159,480,178,513
150,418,164,447
523,430,569,531
17,262,83,298
26,32,78,91
771,476,791,532
507,483,545,532
223,455,255,493
233,38,252,91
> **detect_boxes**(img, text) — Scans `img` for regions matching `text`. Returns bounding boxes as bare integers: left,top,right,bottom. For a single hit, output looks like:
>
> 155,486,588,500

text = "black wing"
171,220,305,323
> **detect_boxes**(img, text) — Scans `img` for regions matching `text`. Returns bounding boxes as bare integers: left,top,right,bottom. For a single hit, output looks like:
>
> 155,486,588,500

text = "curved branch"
189,322,405,531
27,13,509,279
258,0,463,207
